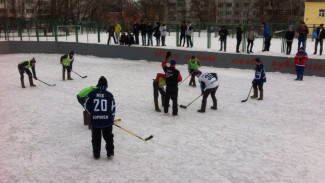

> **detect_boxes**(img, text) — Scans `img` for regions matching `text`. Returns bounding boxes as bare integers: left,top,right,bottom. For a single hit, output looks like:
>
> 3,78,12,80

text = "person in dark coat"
297,21,309,49
236,24,243,53
126,32,135,46
139,20,147,46
247,26,255,54
119,32,127,45
262,22,271,51
133,22,140,45
285,26,295,55
161,52,182,116
84,76,116,160
313,24,325,55
180,21,186,47
218,26,228,52
251,58,266,100
154,22,161,46
147,22,154,46
107,23,117,45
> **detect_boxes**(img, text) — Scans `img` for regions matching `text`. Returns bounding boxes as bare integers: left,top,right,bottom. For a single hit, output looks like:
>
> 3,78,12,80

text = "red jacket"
294,51,308,66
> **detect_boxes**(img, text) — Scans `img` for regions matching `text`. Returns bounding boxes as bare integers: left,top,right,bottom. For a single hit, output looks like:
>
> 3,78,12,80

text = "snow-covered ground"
1,31,324,60
0,53,325,183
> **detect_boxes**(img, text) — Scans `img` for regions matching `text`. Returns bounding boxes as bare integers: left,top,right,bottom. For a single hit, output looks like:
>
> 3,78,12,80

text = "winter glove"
34,76,38,80
166,51,171,59
252,80,256,85
299,57,303,62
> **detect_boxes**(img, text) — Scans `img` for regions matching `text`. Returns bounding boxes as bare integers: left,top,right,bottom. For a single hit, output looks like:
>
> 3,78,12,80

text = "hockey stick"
114,118,121,123
178,66,201,86
71,70,87,78
114,124,153,141
241,86,253,102
37,79,56,86
180,94,202,109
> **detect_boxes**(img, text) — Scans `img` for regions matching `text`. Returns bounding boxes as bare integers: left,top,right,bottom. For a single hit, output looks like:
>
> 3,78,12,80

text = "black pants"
134,33,139,44
264,36,271,51
141,34,146,45
164,86,178,115
314,38,323,55
236,38,242,52
153,81,166,102
155,36,160,45
161,36,166,46
286,41,293,54
253,82,263,91
18,67,32,79
202,86,218,101
186,35,193,47
107,35,117,44
92,126,114,157
62,65,72,73
180,34,185,46
247,40,254,52
220,39,226,51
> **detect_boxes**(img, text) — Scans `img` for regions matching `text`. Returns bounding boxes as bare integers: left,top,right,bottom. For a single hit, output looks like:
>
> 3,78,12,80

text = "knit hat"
30,57,36,63
255,58,261,63
299,47,305,51
97,76,108,87
170,60,176,65
70,51,75,55
195,70,202,75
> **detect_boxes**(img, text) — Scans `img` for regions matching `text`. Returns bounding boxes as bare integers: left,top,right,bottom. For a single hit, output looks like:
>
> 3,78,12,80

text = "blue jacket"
254,64,266,84
263,25,271,38
84,86,115,128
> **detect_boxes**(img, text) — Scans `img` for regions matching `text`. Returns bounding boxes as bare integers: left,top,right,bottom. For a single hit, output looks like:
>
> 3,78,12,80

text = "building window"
226,3,232,7
218,11,223,16
244,3,249,7
218,3,223,8
319,9,325,17
226,11,232,15
235,11,239,15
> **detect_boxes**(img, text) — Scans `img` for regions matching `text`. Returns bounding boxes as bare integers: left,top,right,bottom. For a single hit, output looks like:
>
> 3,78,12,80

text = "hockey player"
294,47,308,81
188,56,201,87
84,76,115,159
60,51,75,81
153,73,166,112
162,51,182,116
251,58,266,100
18,58,37,88
195,71,219,113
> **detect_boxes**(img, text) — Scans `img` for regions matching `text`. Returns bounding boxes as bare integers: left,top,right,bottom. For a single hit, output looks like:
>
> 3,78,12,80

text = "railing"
0,19,318,53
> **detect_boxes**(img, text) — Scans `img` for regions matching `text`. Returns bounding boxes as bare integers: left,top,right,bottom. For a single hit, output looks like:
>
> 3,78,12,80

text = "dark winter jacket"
126,34,135,45
154,24,161,37
180,24,186,36
254,64,266,84
139,23,147,35
147,24,154,35
286,31,295,41
107,25,115,36
219,28,228,40
84,87,115,128
298,25,309,41
162,58,182,88
133,23,140,35
236,27,243,39
316,27,325,39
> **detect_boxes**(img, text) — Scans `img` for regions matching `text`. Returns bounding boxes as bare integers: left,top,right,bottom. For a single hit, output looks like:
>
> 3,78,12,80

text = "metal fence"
0,19,317,53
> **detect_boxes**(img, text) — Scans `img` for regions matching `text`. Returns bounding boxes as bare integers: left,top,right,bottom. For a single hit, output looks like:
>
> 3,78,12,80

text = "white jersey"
199,72,219,90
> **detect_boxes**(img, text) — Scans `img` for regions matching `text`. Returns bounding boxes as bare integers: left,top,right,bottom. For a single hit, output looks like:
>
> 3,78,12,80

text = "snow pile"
0,53,325,183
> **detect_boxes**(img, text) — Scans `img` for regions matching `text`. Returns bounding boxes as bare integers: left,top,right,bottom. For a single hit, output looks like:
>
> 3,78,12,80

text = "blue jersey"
84,86,115,128
254,64,266,84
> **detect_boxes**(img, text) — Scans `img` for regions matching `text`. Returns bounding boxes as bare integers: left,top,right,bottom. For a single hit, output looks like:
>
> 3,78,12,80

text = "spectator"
114,21,122,44
218,26,228,52
294,47,308,81
133,21,140,45
160,23,167,46
247,26,255,54
119,32,127,45
154,22,161,46
262,22,271,51
297,21,309,49
147,22,154,46
186,21,193,48
285,26,295,55
180,21,186,47
126,32,135,46
107,23,117,45
139,20,147,46
236,24,243,53
313,24,325,55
